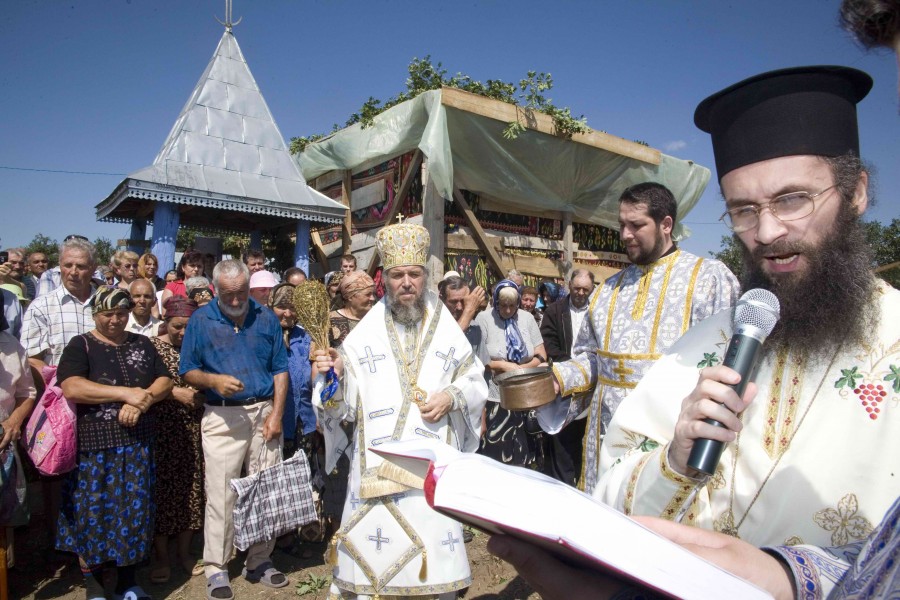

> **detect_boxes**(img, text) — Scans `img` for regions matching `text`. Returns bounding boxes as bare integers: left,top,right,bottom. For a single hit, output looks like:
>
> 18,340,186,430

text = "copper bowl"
495,366,556,411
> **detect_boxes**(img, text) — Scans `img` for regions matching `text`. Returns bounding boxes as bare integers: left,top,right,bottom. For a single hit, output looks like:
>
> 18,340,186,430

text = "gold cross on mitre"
395,214,405,224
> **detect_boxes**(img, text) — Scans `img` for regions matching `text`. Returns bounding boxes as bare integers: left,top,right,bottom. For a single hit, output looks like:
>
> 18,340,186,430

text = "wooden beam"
340,170,353,255
310,230,329,272
562,211,574,281
451,187,506,279
440,86,661,166
446,233,503,254
367,149,424,277
422,173,445,289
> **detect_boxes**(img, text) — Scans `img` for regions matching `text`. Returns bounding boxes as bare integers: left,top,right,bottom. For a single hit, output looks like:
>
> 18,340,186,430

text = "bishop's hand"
419,390,452,423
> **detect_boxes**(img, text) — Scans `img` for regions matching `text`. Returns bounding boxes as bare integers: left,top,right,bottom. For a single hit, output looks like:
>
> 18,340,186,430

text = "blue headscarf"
493,279,527,363
539,281,562,304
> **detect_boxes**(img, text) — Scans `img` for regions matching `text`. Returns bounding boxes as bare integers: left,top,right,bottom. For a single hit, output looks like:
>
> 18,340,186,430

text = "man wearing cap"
595,66,899,555
541,182,740,494
313,221,488,599
180,259,290,597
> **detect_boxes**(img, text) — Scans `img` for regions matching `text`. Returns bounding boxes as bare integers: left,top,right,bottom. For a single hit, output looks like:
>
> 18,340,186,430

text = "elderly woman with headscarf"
473,279,550,470
149,296,206,583
56,287,173,600
267,283,317,553
267,283,314,456
327,270,375,348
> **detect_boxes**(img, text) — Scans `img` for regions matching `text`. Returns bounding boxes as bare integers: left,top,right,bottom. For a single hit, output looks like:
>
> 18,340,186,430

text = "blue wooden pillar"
249,230,263,251
128,219,147,255
294,220,310,276
150,202,180,272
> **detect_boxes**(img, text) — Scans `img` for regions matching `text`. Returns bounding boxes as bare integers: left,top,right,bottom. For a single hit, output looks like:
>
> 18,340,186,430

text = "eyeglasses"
64,234,89,242
720,185,837,233
121,264,138,269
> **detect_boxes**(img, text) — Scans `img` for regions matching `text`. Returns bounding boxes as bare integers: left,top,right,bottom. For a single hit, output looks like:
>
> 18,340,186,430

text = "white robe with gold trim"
547,249,739,493
317,291,487,597
596,281,900,549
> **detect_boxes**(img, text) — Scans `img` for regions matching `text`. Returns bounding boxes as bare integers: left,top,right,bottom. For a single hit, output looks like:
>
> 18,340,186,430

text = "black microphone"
687,289,780,476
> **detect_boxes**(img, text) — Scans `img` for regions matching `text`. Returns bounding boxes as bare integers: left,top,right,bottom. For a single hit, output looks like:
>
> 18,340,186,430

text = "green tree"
24,233,60,266
710,234,745,280
92,237,115,268
863,218,900,288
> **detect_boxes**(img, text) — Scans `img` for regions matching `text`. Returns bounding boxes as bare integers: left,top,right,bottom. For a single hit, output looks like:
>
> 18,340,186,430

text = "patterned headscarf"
339,271,375,301
164,296,199,319
324,270,343,289
268,282,296,309
91,286,135,314
492,279,527,363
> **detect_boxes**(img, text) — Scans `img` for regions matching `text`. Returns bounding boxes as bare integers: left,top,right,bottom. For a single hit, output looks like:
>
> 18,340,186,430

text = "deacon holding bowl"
312,220,488,599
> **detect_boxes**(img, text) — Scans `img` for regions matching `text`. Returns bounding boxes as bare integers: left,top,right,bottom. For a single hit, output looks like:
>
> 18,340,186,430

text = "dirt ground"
10,483,537,600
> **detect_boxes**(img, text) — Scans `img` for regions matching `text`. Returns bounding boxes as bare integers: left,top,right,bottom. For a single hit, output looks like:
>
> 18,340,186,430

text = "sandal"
179,557,204,577
242,560,289,588
116,586,152,600
205,572,234,600
149,565,170,584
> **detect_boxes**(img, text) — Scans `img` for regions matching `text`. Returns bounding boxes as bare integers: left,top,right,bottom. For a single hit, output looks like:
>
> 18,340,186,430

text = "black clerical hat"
694,66,872,180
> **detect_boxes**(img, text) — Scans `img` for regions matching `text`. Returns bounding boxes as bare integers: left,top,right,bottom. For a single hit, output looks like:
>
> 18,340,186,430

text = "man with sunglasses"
590,66,900,561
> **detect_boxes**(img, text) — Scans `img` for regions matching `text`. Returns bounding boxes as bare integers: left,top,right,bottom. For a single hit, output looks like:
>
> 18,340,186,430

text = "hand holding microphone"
669,289,780,477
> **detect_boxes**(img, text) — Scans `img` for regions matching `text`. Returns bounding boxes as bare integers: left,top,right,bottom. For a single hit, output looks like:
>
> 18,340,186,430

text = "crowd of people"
1,1,899,599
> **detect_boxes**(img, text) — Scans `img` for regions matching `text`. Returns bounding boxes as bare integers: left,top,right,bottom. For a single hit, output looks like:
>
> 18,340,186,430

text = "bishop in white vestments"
314,221,487,599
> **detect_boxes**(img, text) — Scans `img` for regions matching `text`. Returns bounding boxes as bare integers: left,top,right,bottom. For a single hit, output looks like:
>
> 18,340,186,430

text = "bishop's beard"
739,201,878,360
385,286,427,326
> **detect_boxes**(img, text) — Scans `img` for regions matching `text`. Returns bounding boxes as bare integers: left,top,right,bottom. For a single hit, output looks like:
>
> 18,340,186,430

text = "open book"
373,439,770,600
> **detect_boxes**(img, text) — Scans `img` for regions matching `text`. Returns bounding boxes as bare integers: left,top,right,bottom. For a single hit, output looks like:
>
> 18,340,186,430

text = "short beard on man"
628,227,667,266
385,282,426,326
739,199,878,360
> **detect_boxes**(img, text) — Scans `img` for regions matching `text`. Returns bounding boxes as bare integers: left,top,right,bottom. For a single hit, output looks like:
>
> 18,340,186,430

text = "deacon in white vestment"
545,183,739,493
597,66,900,550
314,221,487,599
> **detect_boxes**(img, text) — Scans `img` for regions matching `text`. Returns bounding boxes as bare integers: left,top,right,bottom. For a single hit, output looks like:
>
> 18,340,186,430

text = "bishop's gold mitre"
375,221,430,270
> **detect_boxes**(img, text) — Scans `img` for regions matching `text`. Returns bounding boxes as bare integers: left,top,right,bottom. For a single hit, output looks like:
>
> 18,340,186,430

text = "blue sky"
1,0,897,260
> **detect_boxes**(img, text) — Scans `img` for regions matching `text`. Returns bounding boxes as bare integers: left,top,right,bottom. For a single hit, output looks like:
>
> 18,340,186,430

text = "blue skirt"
56,442,155,567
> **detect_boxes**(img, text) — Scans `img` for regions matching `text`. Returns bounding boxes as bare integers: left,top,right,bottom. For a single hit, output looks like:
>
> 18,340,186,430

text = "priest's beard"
739,202,877,360
385,286,426,326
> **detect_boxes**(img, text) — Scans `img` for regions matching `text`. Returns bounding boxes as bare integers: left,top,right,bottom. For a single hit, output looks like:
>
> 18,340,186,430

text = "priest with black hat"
485,62,900,600
590,63,900,573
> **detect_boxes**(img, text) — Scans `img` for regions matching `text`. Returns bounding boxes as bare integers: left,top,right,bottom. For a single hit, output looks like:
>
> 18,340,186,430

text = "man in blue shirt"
180,259,289,599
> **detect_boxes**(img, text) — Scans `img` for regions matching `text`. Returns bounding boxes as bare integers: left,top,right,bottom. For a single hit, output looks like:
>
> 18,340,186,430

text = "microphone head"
733,288,780,337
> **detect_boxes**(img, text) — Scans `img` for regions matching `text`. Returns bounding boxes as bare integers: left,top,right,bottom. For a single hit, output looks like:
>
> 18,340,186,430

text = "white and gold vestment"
317,291,487,598
596,281,900,550
548,249,739,492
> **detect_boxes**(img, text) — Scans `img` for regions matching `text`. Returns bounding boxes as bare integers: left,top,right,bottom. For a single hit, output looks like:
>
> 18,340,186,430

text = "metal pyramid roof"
97,30,345,229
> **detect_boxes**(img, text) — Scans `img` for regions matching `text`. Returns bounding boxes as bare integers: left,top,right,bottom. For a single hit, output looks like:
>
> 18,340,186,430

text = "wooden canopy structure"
298,87,711,289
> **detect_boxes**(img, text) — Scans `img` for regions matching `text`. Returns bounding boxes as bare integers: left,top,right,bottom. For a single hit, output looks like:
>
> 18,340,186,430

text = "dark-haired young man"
545,182,739,493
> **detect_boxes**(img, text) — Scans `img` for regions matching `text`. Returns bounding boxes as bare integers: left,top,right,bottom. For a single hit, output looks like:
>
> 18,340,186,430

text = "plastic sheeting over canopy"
298,89,710,239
